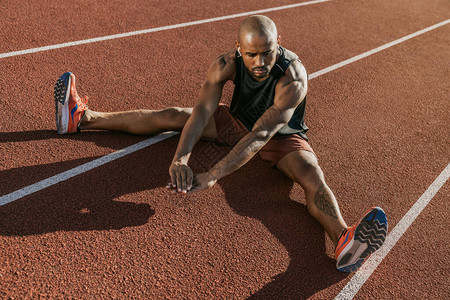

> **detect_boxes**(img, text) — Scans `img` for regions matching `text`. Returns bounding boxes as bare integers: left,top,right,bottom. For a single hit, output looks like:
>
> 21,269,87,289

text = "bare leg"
80,107,217,139
276,150,347,245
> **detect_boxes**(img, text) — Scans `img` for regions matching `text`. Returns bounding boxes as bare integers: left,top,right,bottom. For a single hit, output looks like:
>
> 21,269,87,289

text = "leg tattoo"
314,185,338,219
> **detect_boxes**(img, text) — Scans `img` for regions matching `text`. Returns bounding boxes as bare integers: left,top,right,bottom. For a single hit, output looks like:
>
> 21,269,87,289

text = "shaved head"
235,15,280,81
238,15,278,43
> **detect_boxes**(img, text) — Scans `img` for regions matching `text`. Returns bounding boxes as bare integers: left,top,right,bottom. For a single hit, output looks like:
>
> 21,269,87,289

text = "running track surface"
1,0,449,298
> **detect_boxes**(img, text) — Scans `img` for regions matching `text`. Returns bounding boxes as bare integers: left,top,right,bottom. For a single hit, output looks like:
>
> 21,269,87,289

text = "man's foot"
335,207,388,273
54,72,88,134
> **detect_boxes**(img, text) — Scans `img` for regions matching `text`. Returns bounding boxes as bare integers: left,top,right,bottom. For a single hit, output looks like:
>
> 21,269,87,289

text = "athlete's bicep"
251,79,306,139
250,105,293,140
274,60,308,108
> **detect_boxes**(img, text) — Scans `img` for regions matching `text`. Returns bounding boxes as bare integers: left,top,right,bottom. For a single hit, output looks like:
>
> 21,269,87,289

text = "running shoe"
54,72,88,134
335,207,388,273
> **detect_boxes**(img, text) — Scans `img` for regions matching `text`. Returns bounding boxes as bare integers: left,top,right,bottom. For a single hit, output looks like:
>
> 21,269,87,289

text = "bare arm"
169,52,235,193
171,82,222,164
193,61,308,189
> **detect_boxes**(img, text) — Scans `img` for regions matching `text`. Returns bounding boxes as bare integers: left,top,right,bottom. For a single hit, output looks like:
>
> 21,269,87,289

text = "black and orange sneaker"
54,72,88,134
335,207,388,273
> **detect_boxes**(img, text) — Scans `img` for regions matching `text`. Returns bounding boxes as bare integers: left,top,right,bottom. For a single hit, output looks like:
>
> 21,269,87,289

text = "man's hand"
167,162,194,194
191,172,217,192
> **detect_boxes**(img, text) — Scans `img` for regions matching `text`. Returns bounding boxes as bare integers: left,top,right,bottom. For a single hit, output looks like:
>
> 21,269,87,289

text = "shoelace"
335,227,353,253
77,96,89,110
76,97,89,131
338,228,348,241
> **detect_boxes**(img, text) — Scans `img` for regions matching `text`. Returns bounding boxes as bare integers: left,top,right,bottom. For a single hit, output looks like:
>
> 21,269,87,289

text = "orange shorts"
213,104,315,167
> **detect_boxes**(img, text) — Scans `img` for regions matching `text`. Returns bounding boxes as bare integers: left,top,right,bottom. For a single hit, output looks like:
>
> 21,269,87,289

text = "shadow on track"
0,135,180,236
0,129,147,150
191,141,347,298
1,132,346,296
0,129,156,194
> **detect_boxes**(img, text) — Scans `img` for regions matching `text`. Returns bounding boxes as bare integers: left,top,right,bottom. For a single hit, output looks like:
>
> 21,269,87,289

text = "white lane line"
1,20,448,206
0,0,331,59
0,132,178,206
335,163,450,300
309,19,450,79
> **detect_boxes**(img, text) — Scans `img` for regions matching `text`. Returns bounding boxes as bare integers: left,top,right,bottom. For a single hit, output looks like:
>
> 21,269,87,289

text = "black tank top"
229,46,309,139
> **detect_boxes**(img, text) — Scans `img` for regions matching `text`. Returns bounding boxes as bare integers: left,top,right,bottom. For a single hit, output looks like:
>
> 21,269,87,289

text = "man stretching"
53,15,388,273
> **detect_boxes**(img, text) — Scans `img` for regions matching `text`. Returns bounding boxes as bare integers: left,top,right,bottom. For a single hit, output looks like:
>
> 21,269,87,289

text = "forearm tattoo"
212,136,265,179
314,185,338,219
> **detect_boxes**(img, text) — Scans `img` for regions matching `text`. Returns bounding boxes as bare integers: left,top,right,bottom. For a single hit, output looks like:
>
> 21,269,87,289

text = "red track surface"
1,0,449,298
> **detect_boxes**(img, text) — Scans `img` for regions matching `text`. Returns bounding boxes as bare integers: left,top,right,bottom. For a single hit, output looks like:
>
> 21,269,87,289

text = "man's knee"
278,150,324,190
161,107,191,127
164,107,190,118
298,158,324,189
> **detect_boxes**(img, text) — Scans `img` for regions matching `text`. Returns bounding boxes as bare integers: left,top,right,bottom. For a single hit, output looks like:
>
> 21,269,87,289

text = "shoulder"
278,59,308,89
206,50,236,84
275,59,308,105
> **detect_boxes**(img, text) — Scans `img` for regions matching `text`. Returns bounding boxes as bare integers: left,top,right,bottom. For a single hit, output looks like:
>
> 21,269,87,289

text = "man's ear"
235,41,241,54
277,35,281,47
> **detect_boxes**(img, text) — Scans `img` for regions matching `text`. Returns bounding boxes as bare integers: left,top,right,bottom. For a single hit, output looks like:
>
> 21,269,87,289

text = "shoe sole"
54,72,72,134
337,207,388,273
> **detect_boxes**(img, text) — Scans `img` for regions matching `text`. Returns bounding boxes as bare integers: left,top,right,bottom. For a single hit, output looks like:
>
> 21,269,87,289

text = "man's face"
237,33,279,82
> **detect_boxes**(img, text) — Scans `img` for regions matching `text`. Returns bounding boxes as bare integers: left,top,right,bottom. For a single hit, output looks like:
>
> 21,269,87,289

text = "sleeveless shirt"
229,46,309,139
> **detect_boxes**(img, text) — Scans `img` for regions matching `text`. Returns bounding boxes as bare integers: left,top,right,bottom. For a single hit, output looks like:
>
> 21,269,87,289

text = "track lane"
347,181,449,299
1,1,333,59
0,0,328,53
337,164,449,299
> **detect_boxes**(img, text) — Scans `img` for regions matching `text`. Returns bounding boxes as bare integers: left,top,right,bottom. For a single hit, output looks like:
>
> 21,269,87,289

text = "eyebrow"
245,49,273,55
